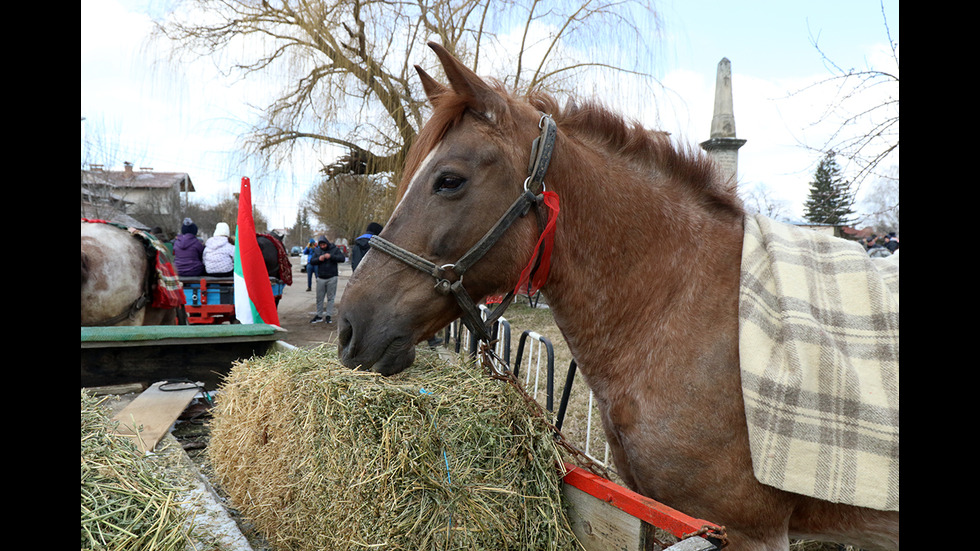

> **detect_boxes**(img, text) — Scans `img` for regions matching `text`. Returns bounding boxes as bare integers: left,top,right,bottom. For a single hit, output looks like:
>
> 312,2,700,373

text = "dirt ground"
273,255,350,350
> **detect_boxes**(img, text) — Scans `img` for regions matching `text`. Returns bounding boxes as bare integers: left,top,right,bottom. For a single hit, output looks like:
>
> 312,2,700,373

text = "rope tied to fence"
476,341,615,482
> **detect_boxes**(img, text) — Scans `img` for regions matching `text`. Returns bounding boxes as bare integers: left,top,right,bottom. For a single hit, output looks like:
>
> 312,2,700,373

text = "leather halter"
369,113,558,344
82,292,151,327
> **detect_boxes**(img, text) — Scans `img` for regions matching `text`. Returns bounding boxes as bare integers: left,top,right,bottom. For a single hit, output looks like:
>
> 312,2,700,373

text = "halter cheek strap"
369,113,558,344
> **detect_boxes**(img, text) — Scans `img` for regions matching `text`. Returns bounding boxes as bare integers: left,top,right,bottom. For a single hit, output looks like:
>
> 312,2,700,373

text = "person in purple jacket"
172,217,205,277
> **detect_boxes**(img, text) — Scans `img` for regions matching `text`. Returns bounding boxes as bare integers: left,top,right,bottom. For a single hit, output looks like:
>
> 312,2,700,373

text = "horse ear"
415,65,448,104
426,41,506,117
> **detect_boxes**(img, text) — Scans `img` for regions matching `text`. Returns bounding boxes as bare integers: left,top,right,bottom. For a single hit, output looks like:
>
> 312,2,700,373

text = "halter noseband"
369,113,558,344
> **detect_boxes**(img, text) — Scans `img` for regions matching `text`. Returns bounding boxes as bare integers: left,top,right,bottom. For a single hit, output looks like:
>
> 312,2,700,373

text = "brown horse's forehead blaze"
397,116,504,203
396,141,440,203
397,100,470,201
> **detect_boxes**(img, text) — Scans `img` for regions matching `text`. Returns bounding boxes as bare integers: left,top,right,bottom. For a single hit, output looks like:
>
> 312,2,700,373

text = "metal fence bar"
514,330,555,414
557,359,611,469
555,360,577,431
479,304,511,366
441,311,612,471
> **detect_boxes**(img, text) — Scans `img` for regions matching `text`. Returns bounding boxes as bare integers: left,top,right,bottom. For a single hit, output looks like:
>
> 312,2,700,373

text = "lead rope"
476,341,614,481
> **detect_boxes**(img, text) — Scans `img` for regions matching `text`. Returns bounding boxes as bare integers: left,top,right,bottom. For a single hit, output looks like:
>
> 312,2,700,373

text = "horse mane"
401,84,743,215
527,92,743,215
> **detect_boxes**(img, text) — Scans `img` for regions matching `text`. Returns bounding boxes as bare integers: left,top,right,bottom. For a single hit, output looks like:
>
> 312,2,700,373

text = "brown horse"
81,220,179,326
337,43,898,550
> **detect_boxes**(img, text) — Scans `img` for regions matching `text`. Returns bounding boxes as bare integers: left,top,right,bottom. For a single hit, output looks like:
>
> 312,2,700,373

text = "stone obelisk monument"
700,58,746,184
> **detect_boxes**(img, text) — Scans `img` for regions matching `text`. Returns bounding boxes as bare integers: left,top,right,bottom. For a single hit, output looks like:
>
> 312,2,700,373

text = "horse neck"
540,141,745,388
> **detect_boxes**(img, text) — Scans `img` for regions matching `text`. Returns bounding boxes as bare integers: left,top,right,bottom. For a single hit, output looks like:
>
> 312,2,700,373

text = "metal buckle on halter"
433,264,458,295
526,113,556,195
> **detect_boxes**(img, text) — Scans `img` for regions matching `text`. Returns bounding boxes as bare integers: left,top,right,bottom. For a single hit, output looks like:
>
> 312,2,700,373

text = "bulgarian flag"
234,177,279,325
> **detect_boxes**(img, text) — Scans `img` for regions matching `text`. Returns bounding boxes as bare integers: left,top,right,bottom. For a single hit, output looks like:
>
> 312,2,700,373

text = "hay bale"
207,345,581,550
80,391,196,550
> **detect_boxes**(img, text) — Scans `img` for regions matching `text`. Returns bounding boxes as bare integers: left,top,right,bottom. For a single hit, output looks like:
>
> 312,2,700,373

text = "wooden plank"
563,481,646,551
84,383,147,396
112,381,200,453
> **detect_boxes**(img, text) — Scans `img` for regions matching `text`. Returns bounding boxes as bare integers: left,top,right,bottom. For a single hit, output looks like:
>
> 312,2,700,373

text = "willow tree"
308,173,393,243
153,0,661,215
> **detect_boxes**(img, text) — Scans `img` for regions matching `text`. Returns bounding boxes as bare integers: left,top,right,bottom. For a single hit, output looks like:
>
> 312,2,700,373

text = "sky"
80,0,898,230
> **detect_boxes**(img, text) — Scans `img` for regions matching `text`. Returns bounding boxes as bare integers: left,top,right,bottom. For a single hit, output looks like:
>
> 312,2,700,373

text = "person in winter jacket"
203,222,236,277
883,232,899,253
172,218,205,277
303,238,316,291
309,236,345,324
351,222,383,272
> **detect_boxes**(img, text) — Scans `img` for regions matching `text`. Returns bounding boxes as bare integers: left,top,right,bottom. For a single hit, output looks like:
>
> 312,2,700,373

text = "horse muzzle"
337,307,418,376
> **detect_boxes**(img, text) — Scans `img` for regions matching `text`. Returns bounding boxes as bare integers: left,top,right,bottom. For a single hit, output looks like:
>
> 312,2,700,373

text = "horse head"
338,42,551,375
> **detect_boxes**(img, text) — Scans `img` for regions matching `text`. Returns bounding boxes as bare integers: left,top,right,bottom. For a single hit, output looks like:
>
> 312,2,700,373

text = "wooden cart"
180,276,285,324
80,323,289,389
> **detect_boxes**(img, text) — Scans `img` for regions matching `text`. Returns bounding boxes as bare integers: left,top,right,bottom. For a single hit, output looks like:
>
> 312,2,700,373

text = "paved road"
273,255,352,349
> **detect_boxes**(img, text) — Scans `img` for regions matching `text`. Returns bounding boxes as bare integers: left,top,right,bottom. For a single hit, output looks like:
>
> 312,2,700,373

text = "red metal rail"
562,462,726,543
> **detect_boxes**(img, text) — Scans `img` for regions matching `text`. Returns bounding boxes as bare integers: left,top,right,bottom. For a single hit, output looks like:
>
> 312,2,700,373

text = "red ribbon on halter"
514,190,559,296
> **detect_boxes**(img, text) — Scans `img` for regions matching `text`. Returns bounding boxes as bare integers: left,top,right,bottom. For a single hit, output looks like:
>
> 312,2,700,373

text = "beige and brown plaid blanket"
738,214,899,511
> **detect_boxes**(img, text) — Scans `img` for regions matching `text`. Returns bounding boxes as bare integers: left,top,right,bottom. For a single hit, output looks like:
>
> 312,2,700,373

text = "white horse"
81,221,178,326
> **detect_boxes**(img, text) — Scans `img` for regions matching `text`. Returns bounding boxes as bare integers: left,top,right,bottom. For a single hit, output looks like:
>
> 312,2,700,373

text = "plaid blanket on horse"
738,214,899,512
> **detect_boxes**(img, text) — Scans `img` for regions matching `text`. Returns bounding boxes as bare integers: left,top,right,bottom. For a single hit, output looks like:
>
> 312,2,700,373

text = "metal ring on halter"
538,113,551,129
523,176,545,193
440,263,462,283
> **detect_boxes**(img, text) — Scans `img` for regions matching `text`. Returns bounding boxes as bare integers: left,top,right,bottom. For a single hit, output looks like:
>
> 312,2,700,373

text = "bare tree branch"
152,0,662,224
793,0,898,191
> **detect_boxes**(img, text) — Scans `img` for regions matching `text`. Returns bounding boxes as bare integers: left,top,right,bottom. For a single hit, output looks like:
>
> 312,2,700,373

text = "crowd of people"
152,216,898,334
151,217,385,326
861,231,899,258
166,218,237,278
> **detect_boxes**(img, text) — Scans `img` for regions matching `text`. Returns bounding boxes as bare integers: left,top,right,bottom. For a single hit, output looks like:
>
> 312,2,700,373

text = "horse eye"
434,174,466,193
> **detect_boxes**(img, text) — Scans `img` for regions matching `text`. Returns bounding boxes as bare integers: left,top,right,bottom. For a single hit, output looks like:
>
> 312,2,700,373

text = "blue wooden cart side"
180,276,285,324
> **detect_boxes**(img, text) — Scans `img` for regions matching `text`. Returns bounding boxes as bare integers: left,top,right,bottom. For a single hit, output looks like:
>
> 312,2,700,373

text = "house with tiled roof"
81,162,195,231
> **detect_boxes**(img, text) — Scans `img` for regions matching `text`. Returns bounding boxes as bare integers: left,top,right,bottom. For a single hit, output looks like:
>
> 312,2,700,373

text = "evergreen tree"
803,151,857,225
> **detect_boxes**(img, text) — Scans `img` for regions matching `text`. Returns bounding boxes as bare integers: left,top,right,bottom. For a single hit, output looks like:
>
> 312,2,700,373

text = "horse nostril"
337,314,358,368
338,316,353,349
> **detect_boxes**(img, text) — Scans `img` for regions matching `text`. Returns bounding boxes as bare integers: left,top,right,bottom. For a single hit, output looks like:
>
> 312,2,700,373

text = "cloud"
83,0,896,228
